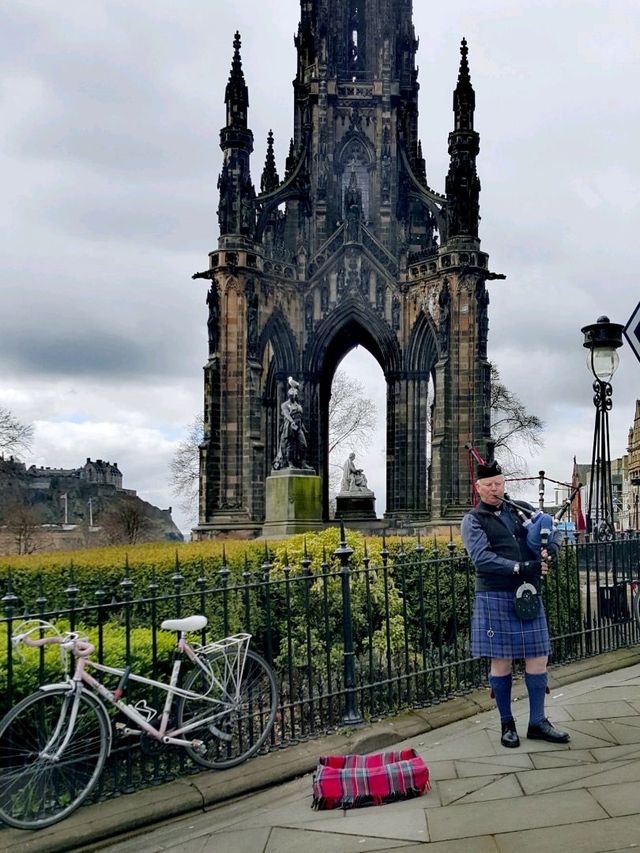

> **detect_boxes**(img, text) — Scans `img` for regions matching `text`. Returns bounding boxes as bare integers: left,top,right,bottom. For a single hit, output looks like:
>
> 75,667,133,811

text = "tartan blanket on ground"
311,749,430,810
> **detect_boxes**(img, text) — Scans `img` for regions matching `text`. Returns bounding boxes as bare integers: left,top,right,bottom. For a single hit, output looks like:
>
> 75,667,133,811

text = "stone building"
195,1,499,538
79,458,123,489
24,458,123,490
625,399,640,529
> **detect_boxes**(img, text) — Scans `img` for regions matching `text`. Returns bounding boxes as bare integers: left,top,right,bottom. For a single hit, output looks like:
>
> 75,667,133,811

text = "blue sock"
489,673,513,723
525,672,548,725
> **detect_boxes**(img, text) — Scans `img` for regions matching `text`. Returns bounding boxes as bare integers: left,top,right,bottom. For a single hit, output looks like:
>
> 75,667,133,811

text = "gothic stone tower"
194,1,495,538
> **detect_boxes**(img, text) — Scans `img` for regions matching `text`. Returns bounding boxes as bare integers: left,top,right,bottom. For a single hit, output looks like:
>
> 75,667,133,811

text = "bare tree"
0,407,34,457
2,501,43,555
169,414,203,524
490,362,544,475
101,498,152,545
328,369,377,454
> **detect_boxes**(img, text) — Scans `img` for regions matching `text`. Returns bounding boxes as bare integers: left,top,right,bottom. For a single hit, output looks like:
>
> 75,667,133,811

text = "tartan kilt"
471,590,550,659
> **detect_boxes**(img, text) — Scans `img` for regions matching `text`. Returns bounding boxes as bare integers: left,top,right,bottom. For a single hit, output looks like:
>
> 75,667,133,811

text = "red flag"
571,456,586,532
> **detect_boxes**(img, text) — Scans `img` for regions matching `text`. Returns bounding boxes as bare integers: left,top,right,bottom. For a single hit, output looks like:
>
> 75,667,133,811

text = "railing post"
2,571,19,710
301,539,314,739
66,561,79,633
219,547,230,636
335,522,362,726
172,551,184,619
261,544,273,666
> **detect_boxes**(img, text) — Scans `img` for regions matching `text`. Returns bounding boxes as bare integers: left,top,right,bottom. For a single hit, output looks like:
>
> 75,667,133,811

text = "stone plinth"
262,469,323,538
335,492,377,521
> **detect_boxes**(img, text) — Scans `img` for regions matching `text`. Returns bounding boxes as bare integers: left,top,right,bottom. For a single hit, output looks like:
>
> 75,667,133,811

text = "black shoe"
500,719,520,748
527,718,570,744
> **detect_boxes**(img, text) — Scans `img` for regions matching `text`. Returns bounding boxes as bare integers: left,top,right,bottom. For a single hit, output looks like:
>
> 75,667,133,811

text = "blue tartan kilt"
471,591,550,660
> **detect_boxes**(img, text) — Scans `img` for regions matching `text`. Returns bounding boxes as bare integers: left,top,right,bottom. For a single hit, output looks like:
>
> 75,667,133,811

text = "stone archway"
304,296,401,519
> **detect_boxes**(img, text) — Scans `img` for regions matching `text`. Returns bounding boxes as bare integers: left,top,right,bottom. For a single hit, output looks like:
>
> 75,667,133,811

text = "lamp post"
581,315,624,540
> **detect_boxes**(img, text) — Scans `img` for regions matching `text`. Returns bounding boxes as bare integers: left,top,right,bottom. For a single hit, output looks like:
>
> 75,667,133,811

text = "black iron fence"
1,528,639,801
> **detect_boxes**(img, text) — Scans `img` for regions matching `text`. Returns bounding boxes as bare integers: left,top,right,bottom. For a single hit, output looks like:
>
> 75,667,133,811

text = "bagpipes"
500,491,581,554
465,444,582,555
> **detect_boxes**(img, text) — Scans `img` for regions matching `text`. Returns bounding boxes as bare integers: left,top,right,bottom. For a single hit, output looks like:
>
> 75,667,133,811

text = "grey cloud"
28,181,216,251
0,328,189,379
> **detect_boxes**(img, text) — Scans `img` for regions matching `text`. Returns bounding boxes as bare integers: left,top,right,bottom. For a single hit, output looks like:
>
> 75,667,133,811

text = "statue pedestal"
335,492,377,521
262,469,324,538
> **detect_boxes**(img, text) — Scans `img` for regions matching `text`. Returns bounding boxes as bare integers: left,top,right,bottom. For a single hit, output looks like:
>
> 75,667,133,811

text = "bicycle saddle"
160,615,208,633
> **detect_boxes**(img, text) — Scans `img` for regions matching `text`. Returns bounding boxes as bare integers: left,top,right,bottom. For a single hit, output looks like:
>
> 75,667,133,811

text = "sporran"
513,581,540,621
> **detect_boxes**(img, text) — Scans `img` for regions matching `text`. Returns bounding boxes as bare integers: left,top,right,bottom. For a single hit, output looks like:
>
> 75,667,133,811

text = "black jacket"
460,500,561,592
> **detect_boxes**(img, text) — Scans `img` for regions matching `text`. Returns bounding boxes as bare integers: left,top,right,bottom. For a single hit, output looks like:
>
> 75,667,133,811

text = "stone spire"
261,130,280,193
453,37,475,132
224,31,249,129
218,31,255,239
445,38,480,239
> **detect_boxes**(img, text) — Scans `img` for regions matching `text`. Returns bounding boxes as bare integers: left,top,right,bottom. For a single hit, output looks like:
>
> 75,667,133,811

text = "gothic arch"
336,133,376,221
335,130,376,171
257,308,300,376
405,310,439,375
304,297,402,377
301,297,401,519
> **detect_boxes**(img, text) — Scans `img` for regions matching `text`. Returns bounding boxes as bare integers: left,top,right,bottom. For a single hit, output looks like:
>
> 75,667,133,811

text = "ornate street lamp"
581,315,624,540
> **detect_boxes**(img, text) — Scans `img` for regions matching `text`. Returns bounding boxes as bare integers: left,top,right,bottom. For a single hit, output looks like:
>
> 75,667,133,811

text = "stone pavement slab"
494,813,640,853
600,718,640,744
589,780,640,817
530,747,597,768
516,760,632,794
425,789,608,842
566,700,638,719
375,840,500,853
455,774,523,804
437,774,504,806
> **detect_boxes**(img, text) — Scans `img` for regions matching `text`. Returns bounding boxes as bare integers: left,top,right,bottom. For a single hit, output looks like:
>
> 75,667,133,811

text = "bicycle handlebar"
13,626,95,658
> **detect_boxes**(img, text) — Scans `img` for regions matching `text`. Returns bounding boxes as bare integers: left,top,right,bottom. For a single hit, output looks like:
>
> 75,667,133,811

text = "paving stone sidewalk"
102,660,640,853
2,651,639,853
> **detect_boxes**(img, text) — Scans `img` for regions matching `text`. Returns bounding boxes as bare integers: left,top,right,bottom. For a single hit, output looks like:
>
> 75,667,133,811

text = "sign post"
624,300,640,365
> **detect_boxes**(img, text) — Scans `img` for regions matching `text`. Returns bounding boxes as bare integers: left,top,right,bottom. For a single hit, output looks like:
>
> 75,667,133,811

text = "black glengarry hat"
476,459,502,480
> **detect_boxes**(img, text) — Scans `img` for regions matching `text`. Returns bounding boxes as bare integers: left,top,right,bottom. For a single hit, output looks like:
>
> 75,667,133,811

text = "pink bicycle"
0,615,277,830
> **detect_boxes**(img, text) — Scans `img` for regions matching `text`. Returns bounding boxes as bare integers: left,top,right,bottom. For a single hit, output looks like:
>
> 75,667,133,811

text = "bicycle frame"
18,626,252,753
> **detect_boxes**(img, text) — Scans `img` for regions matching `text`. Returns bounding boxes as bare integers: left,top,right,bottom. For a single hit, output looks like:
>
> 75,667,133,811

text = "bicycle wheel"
633,585,640,631
178,649,278,769
0,686,110,830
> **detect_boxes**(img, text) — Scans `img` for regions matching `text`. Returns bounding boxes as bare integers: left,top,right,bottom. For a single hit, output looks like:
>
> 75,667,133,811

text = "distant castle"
1,457,125,492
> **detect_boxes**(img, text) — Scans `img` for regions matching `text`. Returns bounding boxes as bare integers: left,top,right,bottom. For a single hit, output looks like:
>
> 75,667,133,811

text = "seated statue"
340,452,370,494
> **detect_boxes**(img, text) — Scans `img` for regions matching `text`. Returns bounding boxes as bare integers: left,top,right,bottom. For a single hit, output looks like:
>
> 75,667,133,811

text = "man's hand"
541,548,550,576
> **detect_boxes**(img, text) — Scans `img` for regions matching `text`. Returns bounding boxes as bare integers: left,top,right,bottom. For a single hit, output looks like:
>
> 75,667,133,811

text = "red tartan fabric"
312,749,430,810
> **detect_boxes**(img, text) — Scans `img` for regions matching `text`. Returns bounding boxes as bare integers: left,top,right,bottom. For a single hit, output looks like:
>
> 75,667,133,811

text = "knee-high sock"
525,671,547,725
489,673,513,722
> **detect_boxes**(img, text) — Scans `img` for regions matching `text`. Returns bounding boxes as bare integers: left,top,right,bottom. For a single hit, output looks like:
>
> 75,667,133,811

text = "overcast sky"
1,0,639,534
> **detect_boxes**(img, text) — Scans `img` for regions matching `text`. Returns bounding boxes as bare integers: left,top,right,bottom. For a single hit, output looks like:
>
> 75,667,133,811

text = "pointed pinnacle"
458,37,471,86
229,31,245,85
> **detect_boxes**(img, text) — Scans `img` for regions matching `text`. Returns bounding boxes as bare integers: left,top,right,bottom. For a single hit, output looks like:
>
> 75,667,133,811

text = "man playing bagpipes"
461,458,570,748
